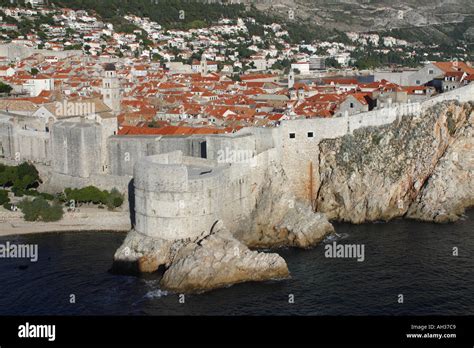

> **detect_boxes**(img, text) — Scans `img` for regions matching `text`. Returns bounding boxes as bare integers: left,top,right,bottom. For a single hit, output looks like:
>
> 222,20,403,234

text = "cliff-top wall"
278,83,474,203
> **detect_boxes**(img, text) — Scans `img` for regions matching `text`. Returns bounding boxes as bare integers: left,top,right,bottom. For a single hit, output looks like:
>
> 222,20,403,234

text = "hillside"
249,0,474,45
2,0,472,50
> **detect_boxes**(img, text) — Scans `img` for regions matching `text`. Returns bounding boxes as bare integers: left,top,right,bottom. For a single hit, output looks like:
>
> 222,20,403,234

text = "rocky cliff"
315,101,474,223
236,163,334,248
408,105,474,222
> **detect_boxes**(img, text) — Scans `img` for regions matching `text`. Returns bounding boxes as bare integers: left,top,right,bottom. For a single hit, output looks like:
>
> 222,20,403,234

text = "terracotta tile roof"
433,61,474,75
267,114,284,121
402,86,434,94
118,125,227,136
240,73,276,81
322,78,358,85
348,92,372,105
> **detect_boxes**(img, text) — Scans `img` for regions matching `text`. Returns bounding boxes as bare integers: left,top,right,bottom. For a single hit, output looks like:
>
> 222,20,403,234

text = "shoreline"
0,207,131,237
1,206,471,238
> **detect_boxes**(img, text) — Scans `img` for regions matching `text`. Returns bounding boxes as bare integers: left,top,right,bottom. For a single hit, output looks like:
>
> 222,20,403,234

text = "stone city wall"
0,44,82,61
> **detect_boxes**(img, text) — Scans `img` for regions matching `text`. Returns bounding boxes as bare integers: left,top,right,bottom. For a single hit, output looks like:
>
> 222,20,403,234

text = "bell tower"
200,55,208,76
288,69,295,89
102,63,121,114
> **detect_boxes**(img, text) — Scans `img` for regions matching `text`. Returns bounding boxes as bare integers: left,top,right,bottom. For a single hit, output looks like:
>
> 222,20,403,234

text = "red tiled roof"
322,78,358,85
118,125,227,136
433,61,474,75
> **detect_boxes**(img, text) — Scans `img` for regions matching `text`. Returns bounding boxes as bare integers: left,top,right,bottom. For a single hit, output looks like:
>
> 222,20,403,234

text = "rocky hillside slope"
250,0,474,32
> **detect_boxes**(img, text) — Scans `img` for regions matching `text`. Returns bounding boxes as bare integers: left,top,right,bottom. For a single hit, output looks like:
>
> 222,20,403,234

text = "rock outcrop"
239,186,334,248
113,222,289,293
113,229,173,273
314,101,473,223
225,158,334,248
160,221,289,293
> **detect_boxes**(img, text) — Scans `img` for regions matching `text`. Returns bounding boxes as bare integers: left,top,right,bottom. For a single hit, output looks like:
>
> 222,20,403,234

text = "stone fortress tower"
51,121,102,179
101,63,121,115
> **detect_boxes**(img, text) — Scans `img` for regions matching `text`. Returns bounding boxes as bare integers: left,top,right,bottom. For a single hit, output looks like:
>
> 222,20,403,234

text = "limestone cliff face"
315,101,474,223
407,108,474,222
236,163,334,248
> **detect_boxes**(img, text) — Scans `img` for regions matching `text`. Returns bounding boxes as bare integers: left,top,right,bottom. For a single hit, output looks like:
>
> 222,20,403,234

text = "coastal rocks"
315,101,473,223
160,221,289,293
241,189,334,248
275,202,334,248
113,229,173,273
407,107,474,222
138,255,160,273
114,222,289,293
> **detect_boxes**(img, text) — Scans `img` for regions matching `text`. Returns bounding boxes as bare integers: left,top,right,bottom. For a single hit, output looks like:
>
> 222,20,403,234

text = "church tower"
288,69,295,89
200,55,208,76
101,63,121,114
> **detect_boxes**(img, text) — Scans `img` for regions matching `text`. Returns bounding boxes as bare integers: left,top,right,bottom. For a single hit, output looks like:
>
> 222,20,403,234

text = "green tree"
64,186,124,209
0,189,9,205
19,197,64,222
0,82,12,94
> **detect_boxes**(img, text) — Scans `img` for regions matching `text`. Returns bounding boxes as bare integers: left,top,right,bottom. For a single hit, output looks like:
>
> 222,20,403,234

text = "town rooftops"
433,61,474,75
322,78,358,85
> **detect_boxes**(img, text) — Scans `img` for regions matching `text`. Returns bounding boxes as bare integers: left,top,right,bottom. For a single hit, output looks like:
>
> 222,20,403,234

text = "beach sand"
0,206,131,236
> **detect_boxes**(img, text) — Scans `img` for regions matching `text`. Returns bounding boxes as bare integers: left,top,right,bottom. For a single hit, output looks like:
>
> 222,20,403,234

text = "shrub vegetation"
0,162,40,195
0,189,9,205
64,186,124,210
18,197,64,222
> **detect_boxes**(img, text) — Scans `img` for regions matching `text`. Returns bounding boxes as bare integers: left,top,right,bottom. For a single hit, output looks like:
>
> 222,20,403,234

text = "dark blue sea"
0,210,473,315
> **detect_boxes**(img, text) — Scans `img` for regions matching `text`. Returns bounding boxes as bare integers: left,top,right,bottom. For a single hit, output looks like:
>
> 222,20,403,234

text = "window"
428,69,434,74
416,80,420,85
307,132,314,138
289,133,296,139
350,102,354,108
